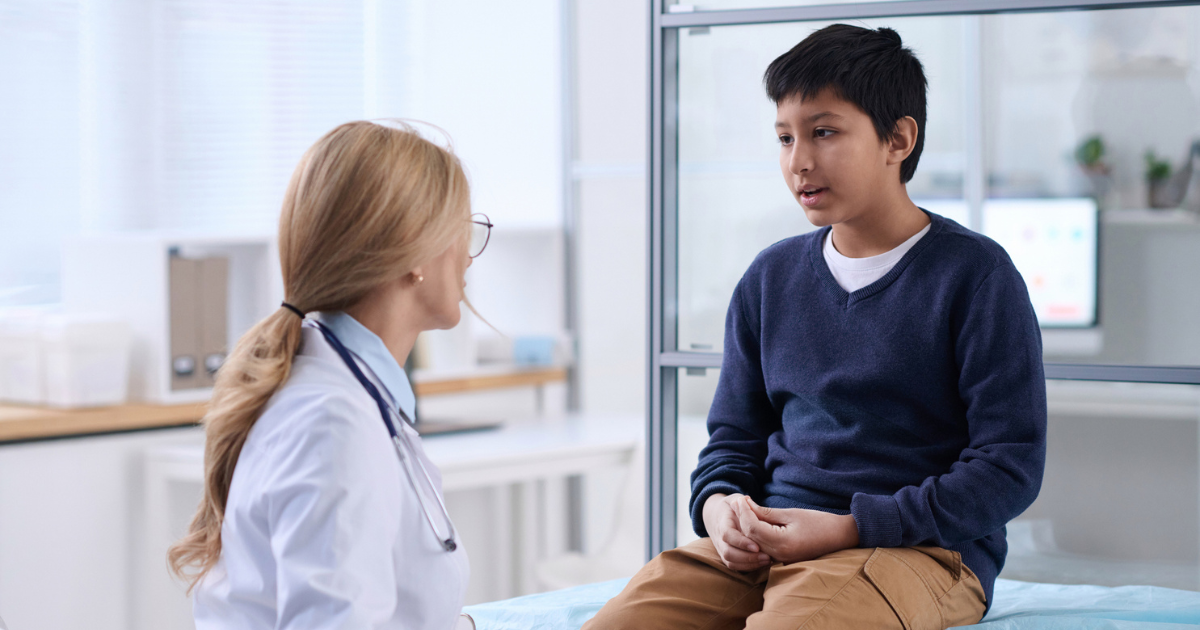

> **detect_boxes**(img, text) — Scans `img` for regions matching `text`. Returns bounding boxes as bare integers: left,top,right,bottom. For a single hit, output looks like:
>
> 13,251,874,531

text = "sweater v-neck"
809,209,943,305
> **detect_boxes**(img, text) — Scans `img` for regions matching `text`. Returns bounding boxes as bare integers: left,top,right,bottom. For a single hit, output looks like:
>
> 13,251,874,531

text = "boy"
585,24,1046,630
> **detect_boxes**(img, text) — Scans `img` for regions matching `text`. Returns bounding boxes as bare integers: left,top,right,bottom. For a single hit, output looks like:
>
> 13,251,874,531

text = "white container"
0,311,49,405
40,315,131,408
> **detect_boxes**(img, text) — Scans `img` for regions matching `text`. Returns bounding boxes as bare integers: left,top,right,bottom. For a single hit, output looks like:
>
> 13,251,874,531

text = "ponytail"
167,308,304,589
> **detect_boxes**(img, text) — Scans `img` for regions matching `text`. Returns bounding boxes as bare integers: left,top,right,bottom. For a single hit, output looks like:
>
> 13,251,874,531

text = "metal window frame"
647,0,1200,559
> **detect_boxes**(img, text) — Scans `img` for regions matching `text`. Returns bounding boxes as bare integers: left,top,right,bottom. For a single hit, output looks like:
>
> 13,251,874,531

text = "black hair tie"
281,302,306,319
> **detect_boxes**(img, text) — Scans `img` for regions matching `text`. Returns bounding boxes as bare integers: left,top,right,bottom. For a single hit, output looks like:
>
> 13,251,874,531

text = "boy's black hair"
764,24,927,183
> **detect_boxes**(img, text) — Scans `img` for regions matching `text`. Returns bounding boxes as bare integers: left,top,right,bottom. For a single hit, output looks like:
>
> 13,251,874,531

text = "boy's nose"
786,145,814,175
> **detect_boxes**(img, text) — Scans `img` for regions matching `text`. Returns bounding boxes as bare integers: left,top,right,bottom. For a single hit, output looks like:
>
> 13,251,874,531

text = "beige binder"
169,255,229,391
168,256,202,391
198,257,229,386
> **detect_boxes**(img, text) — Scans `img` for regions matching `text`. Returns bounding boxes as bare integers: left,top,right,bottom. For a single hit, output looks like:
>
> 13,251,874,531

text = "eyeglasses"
470,213,493,258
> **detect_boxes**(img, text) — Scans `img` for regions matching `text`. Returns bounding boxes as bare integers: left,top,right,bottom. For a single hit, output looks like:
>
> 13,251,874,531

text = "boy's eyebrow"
806,111,843,123
774,111,844,128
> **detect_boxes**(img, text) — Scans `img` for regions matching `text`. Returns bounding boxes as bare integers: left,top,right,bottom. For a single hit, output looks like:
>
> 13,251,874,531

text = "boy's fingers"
746,498,776,522
741,517,783,549
719,502,744,532
720,546,765,565
747,497,785,525
718,512,748,540
721,527,759,553
732,497,758,534
719,545,772,569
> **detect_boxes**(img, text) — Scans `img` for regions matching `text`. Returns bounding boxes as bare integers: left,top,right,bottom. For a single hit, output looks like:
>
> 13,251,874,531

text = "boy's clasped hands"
701,493,861,572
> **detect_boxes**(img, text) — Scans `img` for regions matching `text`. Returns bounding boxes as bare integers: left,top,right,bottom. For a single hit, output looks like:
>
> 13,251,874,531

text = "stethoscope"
311,319,459,553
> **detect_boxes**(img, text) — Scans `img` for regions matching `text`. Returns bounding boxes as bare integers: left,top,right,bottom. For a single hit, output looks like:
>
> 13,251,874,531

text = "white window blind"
0,1,81,305
155,0,366,231
1,0,566,306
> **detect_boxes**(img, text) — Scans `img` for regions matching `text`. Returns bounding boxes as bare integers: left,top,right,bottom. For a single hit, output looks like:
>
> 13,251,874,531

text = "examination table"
464,577,1200,629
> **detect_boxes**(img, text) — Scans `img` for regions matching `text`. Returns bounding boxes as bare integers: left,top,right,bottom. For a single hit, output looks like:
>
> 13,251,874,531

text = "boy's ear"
886,116,919,166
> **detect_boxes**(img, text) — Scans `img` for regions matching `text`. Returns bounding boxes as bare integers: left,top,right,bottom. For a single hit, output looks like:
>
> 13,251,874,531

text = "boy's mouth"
798,186,828,206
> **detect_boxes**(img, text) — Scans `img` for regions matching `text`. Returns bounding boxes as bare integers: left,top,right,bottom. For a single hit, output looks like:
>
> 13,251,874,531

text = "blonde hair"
167,120,471,589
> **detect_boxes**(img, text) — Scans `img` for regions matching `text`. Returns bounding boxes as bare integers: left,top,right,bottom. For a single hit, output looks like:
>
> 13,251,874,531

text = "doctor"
168,120,488,629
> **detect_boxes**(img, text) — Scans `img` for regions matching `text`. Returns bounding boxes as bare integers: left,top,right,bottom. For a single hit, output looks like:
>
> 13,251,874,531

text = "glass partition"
1005,379,1199,590
676,367,720,546
982,8,1200,204
672,4,1200,362
667,0,912,11
651,0,1200,563
677,15,968,352
982,7,1200,366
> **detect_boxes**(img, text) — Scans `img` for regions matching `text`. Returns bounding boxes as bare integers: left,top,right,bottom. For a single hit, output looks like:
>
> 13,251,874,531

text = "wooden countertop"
0,365,568,443
0,402,208,443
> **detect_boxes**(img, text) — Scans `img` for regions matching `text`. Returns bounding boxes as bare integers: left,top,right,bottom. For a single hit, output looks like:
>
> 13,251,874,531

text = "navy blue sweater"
689,212,1047,607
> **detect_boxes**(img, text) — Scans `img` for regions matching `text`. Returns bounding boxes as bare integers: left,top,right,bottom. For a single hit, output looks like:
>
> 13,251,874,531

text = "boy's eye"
778,134,793,146
814,128,835,138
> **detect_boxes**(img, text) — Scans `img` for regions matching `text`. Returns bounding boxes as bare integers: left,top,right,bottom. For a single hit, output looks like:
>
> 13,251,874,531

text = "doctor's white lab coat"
193,324,470,629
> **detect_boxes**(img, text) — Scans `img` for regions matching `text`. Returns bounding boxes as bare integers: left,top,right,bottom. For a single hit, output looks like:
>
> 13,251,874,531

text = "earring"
415,274,424,284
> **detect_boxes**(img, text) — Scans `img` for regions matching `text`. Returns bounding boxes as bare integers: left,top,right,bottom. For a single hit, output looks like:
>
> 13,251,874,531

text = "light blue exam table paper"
972,580,1200,630
464,578,628,630
463,578,1200,630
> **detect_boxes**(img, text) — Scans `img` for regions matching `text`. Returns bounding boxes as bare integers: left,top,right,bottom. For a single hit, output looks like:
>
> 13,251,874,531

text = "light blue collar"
316,311,417,420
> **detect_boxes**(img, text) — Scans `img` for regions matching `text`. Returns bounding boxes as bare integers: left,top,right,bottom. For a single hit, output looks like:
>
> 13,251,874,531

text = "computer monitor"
982,198,1098,328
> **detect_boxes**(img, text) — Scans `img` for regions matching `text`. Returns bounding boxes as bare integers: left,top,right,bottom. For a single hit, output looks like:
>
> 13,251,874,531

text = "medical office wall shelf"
645,0,1200,560
62,232,282,404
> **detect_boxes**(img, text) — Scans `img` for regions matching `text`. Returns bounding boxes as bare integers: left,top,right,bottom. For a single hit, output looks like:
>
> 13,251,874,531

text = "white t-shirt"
822,223,931,293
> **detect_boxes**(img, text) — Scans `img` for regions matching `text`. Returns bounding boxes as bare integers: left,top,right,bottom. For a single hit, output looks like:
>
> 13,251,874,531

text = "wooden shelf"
0,366,567,443
413,366,568,396
1103,208,1200,226
0,402,207,443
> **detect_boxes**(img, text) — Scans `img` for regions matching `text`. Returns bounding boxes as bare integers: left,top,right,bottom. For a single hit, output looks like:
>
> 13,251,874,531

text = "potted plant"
1074,135,1111,206
1146,150,1176,208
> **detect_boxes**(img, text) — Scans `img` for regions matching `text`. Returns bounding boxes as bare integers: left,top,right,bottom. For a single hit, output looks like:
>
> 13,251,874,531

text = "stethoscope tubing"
390,428,459,552
312,320,459,552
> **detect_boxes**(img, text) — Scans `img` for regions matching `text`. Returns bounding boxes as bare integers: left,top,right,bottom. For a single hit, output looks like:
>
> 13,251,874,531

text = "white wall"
393,0,569,370
398,0,562,230
569,0,650,562
573,0,648,418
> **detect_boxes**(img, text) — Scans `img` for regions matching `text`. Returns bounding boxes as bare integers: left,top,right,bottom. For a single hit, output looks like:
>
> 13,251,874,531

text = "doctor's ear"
409,269,425,285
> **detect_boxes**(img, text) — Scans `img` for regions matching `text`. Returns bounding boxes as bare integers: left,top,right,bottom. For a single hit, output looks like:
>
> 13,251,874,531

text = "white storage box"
40,315,131,408
0,310,49,405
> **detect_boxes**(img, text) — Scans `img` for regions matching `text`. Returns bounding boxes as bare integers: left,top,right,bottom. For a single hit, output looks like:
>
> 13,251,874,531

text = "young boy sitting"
585,24,1047,630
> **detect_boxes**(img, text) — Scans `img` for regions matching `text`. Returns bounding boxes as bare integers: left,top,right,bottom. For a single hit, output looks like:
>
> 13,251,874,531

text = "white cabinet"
0,426,204,630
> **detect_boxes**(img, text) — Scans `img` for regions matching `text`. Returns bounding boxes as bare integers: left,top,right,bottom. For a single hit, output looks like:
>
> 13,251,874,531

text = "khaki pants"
583,538,986,630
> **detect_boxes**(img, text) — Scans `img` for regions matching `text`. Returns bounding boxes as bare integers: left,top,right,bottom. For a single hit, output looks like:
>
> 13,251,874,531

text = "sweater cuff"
690,481,744,539
851,492,903,548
